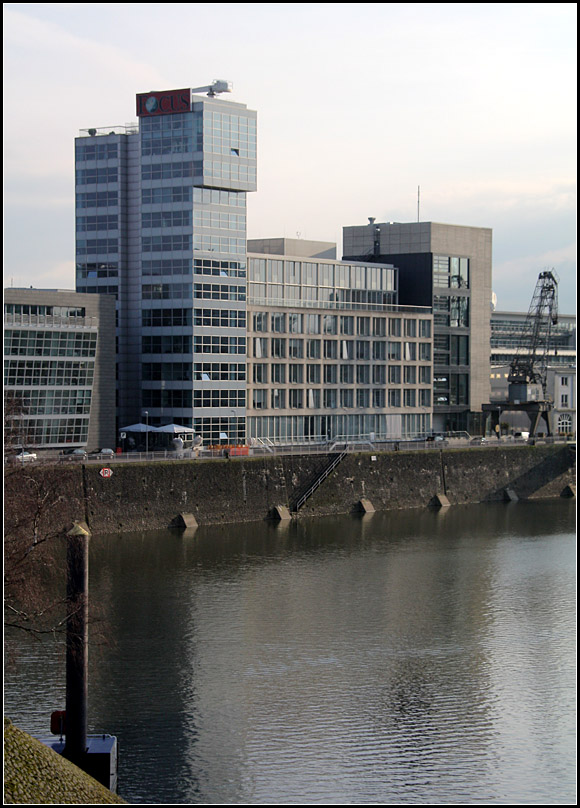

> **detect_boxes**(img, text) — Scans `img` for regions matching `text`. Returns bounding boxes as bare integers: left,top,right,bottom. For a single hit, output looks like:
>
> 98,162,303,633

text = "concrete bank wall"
79,445,575,534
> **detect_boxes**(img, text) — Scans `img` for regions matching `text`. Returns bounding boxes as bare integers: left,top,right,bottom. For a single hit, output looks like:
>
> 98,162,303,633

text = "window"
357,365,370,385
388,365,401,384
388,389,401,407
341,365,354,384
271,312,286,333
271,364,285,384
341,389,354,408
272,389,285,409
289,389,303,409
404,319,417,338
307,364,321,384
271,338,286,358
404,366,417,385
373,365,386,385
289,364,304,384
253,364,268,384
288,339,303,359
357,389,370,408
324,340,338,359
341,316,354,335
373,389,386,408
357,317,370,336
389,318,401,337
307,339,321,359
254,338,268,358
253,389,267,409
404,389,416,407
324,365,337,384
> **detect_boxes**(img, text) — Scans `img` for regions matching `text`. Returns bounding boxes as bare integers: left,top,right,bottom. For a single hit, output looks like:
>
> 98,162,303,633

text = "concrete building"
4,288,116,451
343,221,493,434
75,83,257,445
246,241,433,443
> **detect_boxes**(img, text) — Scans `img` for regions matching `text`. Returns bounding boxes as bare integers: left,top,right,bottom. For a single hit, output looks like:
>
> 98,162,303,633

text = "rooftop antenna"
417,185,420,222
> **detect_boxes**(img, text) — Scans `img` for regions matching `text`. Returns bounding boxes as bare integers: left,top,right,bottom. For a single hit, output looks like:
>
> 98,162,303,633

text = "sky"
3,3,577,312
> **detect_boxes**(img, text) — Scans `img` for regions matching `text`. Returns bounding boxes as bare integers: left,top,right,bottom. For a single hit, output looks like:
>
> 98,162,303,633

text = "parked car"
470,437,489,445
90,448,115,457
60,448,87,460
13,451,37,463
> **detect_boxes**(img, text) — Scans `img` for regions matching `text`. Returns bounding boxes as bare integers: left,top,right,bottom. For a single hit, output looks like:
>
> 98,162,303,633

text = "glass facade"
75,89,257,445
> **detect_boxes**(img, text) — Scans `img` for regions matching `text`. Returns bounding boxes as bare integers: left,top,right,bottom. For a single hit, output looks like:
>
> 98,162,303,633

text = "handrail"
293,449,348,512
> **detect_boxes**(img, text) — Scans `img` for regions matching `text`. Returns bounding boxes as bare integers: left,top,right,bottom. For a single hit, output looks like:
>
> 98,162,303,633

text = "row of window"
252,363,432,386
5,305,87,318
143,211,192,229
249,258,395,291
141,135,193,157
77,215,118,233
5,331,98,357
76,262,119,278
193,309,246,329
142,389,246,409
142,162,193,181
142,362,246,382
193,188,246,208
75,141,118,161
252,388,431,410
141,336,247,354
76,191,118,209
194,211,246,231
76,238,118,256
15,418,90,445
249,284,397,308
194,283,246,301
253,337,430,362
193,234,246,255
201,161,256,185
142,309,192,327
10,389,93,415
142,283,192,300
76,167,118,185
143,235,191,253
142,186,192,205
4,360,95,387
252,312,431,337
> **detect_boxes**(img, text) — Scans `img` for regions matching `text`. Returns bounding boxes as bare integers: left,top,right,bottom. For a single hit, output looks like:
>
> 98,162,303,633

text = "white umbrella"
119,423,159,432
155,423,196,434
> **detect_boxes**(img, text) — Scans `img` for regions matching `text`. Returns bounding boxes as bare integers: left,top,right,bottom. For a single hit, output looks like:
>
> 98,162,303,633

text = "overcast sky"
3,3,577,312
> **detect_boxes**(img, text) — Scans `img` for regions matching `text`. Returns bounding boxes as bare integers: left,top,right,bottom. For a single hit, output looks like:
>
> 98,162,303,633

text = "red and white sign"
136,88,191,117
99,468,113,478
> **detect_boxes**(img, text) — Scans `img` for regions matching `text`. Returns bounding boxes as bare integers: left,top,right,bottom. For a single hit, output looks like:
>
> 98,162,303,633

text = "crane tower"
507,269,559,436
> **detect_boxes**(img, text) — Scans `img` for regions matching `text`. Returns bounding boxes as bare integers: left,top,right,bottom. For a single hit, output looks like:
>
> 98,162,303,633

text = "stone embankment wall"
5,445,574,536
75,444,575,533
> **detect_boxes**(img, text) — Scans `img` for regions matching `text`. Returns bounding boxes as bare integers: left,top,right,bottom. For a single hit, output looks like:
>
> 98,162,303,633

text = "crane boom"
508,270,559,402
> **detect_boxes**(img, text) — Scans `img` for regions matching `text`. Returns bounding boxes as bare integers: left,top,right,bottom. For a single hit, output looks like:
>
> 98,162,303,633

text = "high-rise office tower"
75,82,257,445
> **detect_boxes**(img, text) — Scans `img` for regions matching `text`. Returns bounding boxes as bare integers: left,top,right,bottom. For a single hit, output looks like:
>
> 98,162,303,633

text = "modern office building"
4,288,116,451
343,221,493,434
246,241,434,443
75,82,257,445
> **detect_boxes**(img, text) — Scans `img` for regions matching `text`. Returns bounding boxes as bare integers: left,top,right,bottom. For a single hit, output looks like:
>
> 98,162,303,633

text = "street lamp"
143,411,149,454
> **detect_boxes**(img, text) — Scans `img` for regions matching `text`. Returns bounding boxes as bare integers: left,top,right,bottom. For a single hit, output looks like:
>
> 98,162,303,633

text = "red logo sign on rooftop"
136,88,191,117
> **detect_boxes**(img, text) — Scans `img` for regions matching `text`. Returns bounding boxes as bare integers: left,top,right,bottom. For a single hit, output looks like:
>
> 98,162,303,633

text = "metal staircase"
290,450,348,513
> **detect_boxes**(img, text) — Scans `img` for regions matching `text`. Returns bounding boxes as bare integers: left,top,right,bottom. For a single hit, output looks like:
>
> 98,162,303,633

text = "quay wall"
5,445,574,536
79,445,575,533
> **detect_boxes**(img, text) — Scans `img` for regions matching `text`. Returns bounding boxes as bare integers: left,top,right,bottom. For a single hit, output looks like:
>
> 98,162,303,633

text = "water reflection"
4,501,576,805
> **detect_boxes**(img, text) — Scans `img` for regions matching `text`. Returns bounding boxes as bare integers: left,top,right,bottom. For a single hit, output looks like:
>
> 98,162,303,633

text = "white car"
14,451,37,463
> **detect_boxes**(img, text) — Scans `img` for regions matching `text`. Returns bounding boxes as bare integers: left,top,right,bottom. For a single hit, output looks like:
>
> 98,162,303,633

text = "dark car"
60,448,88,460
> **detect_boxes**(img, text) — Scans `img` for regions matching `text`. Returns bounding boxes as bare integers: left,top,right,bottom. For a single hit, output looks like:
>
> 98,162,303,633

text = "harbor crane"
506,269,559,437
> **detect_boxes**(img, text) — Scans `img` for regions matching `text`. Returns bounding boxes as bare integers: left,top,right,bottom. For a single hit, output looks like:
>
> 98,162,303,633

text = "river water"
4,500,576,805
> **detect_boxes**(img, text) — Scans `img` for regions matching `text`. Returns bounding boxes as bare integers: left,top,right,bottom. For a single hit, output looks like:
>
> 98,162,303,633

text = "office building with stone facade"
4,288,116,451
246,240,434,443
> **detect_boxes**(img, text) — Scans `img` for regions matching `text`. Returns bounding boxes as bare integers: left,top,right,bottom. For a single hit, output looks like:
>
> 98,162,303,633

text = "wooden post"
63,521,90,768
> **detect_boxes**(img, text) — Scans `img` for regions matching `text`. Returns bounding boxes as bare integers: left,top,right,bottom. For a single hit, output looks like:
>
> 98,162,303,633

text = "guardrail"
11,435,575,466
